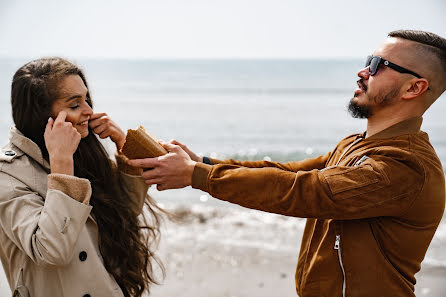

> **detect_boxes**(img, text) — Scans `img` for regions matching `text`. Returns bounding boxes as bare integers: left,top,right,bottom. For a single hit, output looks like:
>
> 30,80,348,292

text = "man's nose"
357,66,370,80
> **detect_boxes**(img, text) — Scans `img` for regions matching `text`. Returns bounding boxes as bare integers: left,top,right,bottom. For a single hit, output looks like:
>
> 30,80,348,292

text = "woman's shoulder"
0,143,25,164
0,143,43,194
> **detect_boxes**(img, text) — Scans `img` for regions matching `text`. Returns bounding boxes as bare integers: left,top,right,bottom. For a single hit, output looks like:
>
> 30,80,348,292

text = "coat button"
79,251,87,262
83,295,91,297
4,150,15,156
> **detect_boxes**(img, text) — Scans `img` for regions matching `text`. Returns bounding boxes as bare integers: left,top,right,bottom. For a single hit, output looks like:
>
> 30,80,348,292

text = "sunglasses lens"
365,56,372,67
369,56,380,76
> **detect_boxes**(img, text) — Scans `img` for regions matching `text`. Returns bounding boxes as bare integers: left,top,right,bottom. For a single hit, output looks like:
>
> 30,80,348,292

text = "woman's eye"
69,104,80,109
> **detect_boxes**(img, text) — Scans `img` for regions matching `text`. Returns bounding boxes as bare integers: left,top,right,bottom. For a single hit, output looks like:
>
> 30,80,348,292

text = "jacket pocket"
321,161,389,201
324,164,380,194
12,269,30,297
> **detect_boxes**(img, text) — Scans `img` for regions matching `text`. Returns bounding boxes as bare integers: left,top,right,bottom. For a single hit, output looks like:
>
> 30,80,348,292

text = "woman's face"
51,75,93,138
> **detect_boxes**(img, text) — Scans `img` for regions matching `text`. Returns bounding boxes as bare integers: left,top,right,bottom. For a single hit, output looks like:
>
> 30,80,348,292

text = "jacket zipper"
334,235,346,297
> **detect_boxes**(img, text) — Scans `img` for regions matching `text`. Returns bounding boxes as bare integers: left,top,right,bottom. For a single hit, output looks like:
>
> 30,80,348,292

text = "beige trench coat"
0,127,149,297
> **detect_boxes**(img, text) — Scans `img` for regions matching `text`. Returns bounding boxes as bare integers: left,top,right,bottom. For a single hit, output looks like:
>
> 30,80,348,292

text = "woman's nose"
82,101,93,115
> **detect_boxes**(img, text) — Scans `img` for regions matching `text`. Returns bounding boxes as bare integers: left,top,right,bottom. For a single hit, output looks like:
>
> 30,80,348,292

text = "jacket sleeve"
208,152,331,172
0,172,92,268
115,152,149,215
192,153,425,220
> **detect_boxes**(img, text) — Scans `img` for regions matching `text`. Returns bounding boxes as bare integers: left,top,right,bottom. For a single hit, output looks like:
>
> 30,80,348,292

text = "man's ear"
401,78,429,100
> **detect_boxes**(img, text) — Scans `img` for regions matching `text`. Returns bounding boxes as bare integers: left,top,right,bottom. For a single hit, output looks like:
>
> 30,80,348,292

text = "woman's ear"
401,78,429,100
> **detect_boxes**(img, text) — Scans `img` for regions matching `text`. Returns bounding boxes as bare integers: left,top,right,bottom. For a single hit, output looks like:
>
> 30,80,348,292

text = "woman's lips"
77,120,88,126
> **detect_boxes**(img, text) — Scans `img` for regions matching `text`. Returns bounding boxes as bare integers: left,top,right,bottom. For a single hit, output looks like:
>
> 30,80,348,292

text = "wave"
204,150,316,163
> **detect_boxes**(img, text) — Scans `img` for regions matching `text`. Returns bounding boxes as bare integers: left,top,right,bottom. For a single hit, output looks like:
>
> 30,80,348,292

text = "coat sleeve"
208,152,331,172
115,152,149,216
192,153,425,220
118,172,149,216
0,172,92,268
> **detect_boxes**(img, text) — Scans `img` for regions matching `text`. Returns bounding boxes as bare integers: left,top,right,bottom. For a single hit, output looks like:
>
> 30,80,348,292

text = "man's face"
348,38,408,118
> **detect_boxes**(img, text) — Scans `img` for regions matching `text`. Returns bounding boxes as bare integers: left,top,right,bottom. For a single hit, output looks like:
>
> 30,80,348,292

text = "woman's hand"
163,140,203,162
89,112,126,150
44,111,81,175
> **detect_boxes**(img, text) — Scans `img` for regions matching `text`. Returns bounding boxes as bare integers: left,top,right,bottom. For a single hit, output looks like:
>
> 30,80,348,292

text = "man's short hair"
388,30,446,79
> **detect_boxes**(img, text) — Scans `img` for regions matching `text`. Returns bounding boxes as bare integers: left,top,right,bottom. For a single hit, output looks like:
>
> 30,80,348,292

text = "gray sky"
0,0,445,59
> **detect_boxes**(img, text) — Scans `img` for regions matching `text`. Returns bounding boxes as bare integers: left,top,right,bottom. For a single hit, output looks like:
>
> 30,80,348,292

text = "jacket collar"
364,117,423,140
9,127,50,170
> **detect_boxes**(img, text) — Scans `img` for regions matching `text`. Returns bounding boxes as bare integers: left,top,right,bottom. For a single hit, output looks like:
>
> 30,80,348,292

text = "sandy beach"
149,203,446,297
0,203,445,297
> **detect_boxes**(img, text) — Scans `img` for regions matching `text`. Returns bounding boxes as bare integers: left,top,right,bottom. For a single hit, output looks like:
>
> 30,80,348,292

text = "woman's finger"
44,117,54,136
89,112,107,121
93,125,107,135
89,117,108,129
98,130,113,139
54,111,67,124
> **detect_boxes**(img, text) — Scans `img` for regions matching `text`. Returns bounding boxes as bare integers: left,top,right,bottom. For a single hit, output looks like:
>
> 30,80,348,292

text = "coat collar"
364,117,423,140
9,127,50,170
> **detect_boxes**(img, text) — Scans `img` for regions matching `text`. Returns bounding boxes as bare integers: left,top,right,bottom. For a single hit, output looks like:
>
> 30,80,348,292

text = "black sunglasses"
365,55,423,78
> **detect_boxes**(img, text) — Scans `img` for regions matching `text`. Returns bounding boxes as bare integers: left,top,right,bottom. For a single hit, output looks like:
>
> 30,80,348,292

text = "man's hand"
164,140,203,162
128,142,197,191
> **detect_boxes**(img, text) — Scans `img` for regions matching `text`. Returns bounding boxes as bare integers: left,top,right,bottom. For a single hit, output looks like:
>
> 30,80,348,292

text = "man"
128,30,446,296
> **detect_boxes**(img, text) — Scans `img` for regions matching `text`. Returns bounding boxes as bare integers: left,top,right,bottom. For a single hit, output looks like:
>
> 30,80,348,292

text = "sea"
0,58,445,288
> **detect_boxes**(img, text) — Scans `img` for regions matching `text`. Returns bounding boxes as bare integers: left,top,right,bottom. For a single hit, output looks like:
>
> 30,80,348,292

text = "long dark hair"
11,57,164,297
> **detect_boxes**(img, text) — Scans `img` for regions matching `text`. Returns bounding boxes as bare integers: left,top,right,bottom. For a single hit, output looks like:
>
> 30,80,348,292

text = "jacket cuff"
192,162,212,192
115,151,143,176
209,158,221,164
47,174,92,205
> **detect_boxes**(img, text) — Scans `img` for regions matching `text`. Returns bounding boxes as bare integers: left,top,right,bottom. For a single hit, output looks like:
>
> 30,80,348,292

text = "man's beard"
348,79,400,119
348,99,372,118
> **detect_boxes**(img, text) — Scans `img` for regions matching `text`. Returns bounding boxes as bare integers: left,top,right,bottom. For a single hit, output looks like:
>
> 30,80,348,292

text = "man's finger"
141,167,161,180
144,178,163,186
161,142,179,152
128,157,160,169
157,184,171,191
54,111,67,124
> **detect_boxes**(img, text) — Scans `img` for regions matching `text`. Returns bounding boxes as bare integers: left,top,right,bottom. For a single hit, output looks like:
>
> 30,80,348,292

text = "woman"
0,57,163,297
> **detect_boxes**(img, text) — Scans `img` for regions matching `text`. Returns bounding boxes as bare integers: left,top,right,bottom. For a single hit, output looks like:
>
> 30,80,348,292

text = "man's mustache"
357,79,367,92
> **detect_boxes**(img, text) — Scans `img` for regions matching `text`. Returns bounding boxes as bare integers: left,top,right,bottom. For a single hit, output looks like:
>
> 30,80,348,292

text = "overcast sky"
0,0,445,59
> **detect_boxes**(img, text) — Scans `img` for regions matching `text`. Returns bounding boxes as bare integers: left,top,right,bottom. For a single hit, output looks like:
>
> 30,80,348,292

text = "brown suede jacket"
191,117,445,297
